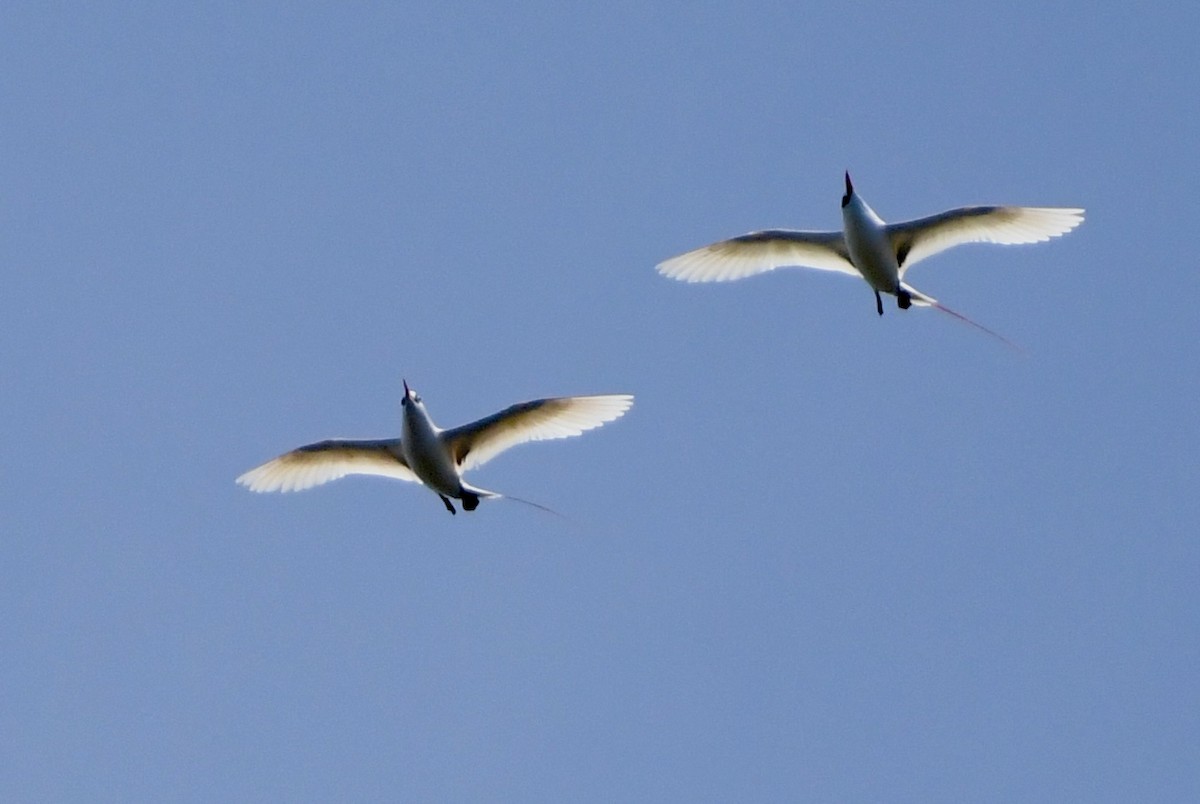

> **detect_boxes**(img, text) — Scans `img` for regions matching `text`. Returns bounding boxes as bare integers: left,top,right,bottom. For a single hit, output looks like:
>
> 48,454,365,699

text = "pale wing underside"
236,438,416,493
443,394,634,472
656,230,856,283
888,206,1084,276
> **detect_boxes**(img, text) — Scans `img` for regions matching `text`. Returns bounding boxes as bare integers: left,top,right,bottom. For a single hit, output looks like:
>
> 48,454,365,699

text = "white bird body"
657,173,1084,327
842,189,901,299
237,382,633,515
399,387,462,500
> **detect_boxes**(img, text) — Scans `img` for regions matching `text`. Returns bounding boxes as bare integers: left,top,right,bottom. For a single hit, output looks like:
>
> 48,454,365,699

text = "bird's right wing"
656,230,856,282
888,206,1084,275
443,394,633,472
236,438,416,493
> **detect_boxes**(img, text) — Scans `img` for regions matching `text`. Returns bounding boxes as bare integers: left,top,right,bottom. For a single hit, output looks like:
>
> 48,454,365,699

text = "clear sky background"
3,3,1197,801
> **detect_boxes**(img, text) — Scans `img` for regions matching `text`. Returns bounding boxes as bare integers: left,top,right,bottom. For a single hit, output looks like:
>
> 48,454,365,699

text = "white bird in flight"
237,381,633,515
657,173,1084,341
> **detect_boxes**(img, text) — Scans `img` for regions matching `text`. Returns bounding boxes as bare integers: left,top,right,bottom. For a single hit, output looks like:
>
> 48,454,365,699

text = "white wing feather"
656,230,856,282
443,394,633,472
236,439,417,493
888,206,1084,276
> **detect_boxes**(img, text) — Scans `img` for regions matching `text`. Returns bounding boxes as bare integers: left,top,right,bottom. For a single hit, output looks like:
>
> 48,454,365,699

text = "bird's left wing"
442,394,633,472
656,230,856,282
237,438,415,492
888,206,1084,276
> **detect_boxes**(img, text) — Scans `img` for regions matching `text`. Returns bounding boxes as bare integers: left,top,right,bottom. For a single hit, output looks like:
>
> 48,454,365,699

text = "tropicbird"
657,172,1083,339
237,381,633,515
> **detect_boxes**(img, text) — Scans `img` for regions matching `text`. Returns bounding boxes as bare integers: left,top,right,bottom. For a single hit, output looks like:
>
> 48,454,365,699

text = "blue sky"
2,2,1197,800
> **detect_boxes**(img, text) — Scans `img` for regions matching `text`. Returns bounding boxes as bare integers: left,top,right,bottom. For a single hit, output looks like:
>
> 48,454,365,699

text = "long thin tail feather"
496,492,568,520
929,300,1022,352
902,283,1022,351
461,483,567,520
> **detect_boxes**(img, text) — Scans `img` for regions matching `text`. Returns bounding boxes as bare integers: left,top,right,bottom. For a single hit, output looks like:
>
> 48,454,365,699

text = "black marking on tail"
461,491,481,511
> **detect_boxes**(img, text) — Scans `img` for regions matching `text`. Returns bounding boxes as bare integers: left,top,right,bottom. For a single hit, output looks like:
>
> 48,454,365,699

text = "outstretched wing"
236,438,416,493
442,394,633,472
656,229,855,283
887,206,1084,276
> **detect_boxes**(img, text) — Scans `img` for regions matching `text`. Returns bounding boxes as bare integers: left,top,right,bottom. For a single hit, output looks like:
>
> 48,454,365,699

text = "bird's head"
401,379,422,407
